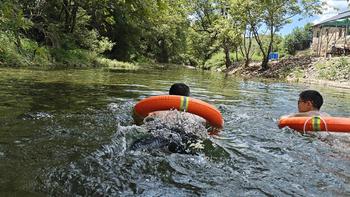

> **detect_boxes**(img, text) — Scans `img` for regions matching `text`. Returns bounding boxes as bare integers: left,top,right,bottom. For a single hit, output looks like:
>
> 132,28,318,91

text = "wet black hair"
299,90,324,110
169,83,190,96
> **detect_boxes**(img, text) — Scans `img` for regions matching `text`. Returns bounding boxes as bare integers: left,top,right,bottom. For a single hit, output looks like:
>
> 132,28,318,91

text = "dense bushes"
283,24,313,55
0,31,50,67
0,0,323,69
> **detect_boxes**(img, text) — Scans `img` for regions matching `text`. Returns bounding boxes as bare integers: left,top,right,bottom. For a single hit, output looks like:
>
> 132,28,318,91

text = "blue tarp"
269,52,279,60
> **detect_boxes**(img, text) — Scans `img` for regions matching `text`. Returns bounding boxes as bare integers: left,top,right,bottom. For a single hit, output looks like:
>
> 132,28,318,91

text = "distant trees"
283,24,313,55
240,0,322,70
186,0,322,69
185,0,222,66
0,0,323,68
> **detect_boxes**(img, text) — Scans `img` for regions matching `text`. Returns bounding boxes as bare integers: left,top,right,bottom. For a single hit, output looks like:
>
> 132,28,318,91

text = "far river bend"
0,64,349,196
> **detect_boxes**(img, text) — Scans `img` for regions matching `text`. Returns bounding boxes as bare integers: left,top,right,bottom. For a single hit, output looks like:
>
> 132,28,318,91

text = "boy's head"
298,90,324,112
169,83,190,96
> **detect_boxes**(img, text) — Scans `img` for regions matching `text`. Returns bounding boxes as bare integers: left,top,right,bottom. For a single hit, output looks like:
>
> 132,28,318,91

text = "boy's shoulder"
281,111,330,118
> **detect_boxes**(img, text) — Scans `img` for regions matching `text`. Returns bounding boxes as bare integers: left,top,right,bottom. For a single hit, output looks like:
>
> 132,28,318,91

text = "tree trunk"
63,0,70,33
252,24,274,71
235,46,239,62
158,39,169,63
252,28,267,70
223,38,231,68
260,43,272,71
240,27,253,68
261,56,269,70
261,25,274,71
224,46,231,68
70,5,78,33
15,34,22,53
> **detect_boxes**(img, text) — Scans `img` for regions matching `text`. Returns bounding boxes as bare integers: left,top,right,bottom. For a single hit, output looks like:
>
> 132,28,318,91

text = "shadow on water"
0,66,350,196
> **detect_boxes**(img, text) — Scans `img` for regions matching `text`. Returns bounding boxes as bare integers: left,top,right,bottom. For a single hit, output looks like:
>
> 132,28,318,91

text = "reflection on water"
0,66,350,196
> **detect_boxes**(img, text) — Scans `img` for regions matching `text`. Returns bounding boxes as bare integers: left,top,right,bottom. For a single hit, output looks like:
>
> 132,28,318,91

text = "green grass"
315,57,350,81
288,67,304,81
0,31,138,69
203,52,226,70
0,32,51,67
97,57,138,70
202,48,267,71
50,48,98,67
295,48,312,56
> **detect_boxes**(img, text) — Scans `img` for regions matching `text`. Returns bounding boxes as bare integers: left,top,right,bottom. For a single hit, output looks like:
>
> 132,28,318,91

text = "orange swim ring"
133,95,224,130
278,116,350,133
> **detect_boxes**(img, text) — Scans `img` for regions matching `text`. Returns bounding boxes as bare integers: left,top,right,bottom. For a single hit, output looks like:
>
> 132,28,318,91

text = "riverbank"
0,33,137,70
0,30,138,70
226,56,350,89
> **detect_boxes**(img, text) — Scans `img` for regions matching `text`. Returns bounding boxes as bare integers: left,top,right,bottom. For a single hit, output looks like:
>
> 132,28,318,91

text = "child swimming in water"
132,83,208,153
280,90,330,118
145,83,206,125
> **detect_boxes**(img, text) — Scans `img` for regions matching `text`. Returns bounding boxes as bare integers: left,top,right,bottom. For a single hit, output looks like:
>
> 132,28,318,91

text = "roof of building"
314,10,350,27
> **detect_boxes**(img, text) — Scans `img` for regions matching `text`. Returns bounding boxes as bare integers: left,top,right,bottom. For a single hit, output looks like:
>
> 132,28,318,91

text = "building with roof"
312,10,350,57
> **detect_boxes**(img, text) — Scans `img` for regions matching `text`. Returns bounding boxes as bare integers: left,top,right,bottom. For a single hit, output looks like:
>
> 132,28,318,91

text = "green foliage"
234,0,322,69
0,33,23,66
0,0,116,68
0,31,50,67
50,48,98,67
143,0,189,63
0,0,33,52
85,0,189,62
0,0,323,69
185,0,222,65
250,52,263,62
97,57,138,71
203,52,226,70
283,24,313,55
186,28,220,66
290,67,304,79
0,1,33,33
315,57,350,80
69,8,115,53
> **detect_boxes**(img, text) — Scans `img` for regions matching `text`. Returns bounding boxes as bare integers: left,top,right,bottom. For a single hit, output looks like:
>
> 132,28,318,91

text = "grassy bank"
287,57,350,88
0,32,137,70
225,53,350,88
200,51,269,71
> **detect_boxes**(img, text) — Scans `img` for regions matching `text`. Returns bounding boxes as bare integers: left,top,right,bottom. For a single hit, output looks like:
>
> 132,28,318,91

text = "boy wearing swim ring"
281,90,330,118
132,83,199,124
132,83,208,153
145,83,206,124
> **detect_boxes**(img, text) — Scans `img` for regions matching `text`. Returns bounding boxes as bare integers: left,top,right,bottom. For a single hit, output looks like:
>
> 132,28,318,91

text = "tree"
185,0,221,66
246,0,322,70
283,23,313,55
17,0,113,52
186,0,243,68
215,0,243,68
229,0,256,67
139,0,189,63
213,15,242,68
84,0,189,62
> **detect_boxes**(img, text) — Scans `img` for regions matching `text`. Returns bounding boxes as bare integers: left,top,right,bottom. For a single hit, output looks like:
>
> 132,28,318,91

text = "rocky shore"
225,56,350,89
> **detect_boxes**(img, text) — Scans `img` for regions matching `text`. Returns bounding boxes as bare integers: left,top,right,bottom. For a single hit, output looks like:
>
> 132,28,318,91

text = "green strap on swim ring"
311,116,321,131
179,96,189,112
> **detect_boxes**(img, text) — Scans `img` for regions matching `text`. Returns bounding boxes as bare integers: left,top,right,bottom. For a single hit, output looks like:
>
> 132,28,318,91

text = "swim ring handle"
303,116,328,134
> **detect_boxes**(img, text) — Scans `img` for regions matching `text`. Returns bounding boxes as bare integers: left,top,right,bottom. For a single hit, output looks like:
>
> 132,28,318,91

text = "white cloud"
313,0,349,24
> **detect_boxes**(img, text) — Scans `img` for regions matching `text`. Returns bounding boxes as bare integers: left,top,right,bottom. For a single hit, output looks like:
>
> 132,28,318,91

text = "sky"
279,0,349,35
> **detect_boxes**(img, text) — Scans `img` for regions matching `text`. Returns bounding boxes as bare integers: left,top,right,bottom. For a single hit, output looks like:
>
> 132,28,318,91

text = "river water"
0,65,349,196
